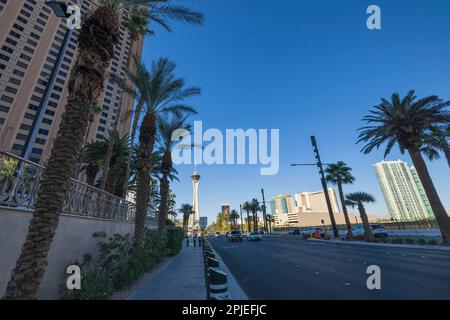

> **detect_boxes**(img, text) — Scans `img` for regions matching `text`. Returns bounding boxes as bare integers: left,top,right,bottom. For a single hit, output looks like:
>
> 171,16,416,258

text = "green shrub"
418,238,427,245
60,255,114,300
167,227,185,256
61,227,178,299
391,238,404,244
427,239,438,245
405,238,416,244
381,237,390,243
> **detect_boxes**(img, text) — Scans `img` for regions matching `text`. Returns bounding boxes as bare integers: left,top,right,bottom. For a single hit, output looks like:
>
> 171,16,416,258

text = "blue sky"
140,0,450,224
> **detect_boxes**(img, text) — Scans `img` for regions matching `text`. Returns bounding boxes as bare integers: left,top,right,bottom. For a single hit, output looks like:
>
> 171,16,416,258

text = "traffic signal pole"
311,136,339,238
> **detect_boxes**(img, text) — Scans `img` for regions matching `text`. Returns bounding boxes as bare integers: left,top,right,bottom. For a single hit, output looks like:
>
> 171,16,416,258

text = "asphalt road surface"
208,235,450,300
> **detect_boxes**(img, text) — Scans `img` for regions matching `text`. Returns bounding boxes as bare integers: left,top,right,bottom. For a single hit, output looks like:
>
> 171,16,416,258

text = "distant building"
373,160,434,221
273,211,380,228
270,194,295,215
199,217,208,230
294,188,340,213
221,204,230,215
0,0,143,164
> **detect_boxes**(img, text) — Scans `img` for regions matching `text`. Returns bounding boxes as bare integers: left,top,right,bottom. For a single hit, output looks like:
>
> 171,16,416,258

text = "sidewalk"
128,244,206,300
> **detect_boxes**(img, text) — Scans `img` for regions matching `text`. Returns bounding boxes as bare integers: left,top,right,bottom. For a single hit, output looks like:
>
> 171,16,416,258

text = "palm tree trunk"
3,7,119,299
134,112,156,240
122,97,144,197
246,210,250,232
443,143,450,168
409,146,450,245
358,202,373,241
158,175,169,230
158,151,172,230
337,180,353,238
86,164,99,186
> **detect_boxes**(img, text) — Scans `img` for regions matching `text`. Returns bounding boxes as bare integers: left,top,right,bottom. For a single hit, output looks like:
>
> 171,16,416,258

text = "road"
208,235,450,300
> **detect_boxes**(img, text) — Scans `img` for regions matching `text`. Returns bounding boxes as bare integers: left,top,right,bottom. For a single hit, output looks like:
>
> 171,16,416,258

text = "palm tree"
156,115,192,229
357,90,450,245
325,161,355,239
266,214,275,233
420,125,450,167
134,58,200,240
4,1,204,299
80,132,130,195
250,199,261,232
229,210,239,230
179,204,194,234
345,192,375,241
242,201,252,232
100,2,204,192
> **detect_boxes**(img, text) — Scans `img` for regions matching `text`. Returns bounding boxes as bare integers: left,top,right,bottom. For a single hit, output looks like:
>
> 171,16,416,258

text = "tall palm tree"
420,125,450,167
345,192,375,241
156,115,192,229
325,161,355,239
242,201,252,232
100,2,204,192
4,1,204,299
357,90,450,245
229,210,239,230
266,214,275,233
250,199,261,232
179,204,194,234
134,58,200,240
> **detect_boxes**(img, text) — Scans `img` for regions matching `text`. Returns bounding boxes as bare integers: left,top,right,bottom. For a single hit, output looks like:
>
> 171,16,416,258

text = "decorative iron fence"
0,150,136,222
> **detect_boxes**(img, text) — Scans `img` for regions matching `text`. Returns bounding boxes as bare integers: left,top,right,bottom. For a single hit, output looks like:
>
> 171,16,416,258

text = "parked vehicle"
247,231,262,241
349,224,389,238
302,227,329,239
228,230,243,242
289,228,301,235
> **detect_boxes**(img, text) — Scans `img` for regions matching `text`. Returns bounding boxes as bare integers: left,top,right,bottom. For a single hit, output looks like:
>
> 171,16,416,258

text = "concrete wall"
0,207,156,299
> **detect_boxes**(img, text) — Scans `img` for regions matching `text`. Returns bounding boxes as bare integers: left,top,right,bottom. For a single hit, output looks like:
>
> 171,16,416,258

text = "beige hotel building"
0,0,143,164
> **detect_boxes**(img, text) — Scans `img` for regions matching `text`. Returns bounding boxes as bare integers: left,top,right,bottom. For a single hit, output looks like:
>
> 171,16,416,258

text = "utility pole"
311,136,339,238
261,189,268,234
240,204,244,233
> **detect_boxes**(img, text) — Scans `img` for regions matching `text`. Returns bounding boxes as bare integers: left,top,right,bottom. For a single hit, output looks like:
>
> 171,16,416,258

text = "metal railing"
0,150,136,222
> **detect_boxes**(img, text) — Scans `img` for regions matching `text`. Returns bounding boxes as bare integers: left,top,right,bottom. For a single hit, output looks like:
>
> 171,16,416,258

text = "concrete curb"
205,239,248,300
313,238,450,251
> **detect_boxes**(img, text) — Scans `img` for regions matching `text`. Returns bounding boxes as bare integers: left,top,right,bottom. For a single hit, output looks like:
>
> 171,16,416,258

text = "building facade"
0,0,142,164
373,160,434,221
294,188,340,213
270,194,295,215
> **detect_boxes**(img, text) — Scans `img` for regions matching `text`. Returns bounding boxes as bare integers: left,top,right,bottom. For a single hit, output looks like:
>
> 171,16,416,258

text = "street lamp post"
22,2,73,162
291,136,339,238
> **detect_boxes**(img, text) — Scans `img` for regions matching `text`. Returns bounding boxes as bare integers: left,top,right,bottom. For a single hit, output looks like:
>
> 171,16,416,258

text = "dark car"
228,230,243,242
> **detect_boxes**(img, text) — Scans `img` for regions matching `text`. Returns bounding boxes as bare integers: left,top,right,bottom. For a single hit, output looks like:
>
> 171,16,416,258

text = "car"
228,230,243,242
214,232,221,238
349,224,389,238
247,231,262,241
289,228,301,235
302,227,329,239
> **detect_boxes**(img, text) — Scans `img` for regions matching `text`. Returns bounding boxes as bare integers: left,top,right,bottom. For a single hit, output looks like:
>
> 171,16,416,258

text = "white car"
350,224,389,238
247,231,262,241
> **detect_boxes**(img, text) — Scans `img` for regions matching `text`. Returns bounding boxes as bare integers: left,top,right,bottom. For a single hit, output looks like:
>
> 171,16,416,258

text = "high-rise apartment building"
0,0,142,164
373,160,434,220
270,194,295,215
294,188,340,213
